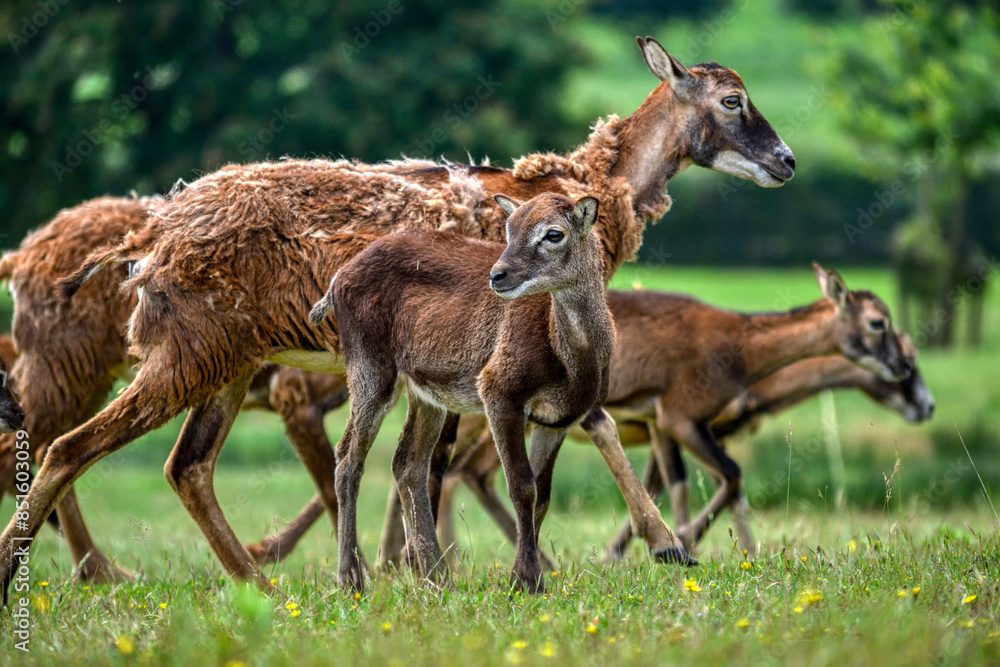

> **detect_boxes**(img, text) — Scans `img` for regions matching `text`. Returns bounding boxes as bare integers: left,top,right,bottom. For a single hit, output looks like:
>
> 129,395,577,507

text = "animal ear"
814,262,849,311
636,36,692,98
574,196,599,237
493,194,520,217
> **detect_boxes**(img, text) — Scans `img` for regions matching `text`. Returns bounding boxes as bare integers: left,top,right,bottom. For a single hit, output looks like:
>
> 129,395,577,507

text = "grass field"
0,264,998,665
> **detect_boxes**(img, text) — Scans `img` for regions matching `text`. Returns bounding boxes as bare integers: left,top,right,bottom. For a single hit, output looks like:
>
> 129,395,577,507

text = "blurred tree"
0,0,586,244
827,0,1000,347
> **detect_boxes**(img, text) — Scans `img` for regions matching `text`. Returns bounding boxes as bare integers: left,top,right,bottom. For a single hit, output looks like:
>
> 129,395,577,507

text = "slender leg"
244,370,344,564
376,484,407,571
58,486,134,583
335,368,398,592
580,409,691,565
392,394,448,584
484,402,542,593
527,427,565,547
605,449,665,561
164,370,274,589
668,419,747,551
436,473,463,566
0,372,182,601
377,416,458,571
245,494,326,565
651,428,690,526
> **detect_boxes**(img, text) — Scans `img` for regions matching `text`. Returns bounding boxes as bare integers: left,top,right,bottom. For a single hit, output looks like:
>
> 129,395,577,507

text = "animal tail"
57,246,132,300
308,273,339,326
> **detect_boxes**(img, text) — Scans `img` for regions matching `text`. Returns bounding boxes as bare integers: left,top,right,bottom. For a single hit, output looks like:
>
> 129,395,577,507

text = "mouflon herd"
0,36,931,598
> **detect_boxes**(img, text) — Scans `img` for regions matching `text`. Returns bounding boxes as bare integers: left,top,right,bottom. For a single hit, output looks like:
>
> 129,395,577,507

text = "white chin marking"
493,278,537,300
711,150,784,188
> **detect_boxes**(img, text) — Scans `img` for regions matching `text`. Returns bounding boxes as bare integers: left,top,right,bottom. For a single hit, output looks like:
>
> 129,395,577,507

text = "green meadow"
1,264,997,665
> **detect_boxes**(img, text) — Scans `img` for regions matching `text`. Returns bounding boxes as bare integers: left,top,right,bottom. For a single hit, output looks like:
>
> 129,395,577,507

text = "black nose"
783,154,796,171
927,402,935,418
490,270,507,285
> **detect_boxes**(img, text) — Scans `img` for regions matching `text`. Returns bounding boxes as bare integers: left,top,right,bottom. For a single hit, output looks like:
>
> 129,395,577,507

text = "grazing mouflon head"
636,36,795,187
814,263,912,383
867,331,935,423
489,193,600,300
0,341,25,433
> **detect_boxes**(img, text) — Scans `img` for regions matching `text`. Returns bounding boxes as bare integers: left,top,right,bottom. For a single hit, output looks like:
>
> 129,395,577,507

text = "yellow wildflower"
960,620,975,628
38,581,49,587
963,594,977,605
159,602,168,610
897,590,908,599
800,556,807,562
586,624,598,635
270,578,278,585
539,641,557,657
793,606,804,613
116,636,136,655
382,622,392,633
912,587,921,597
286,601,299,610
737,618,751,628
291,610,301,618
354,592,362,600
741,562,752,570
511,640,528,650
847,540,858,553
33,595,50,613
796,589,824,606
684,579,702,592
539,614,550,624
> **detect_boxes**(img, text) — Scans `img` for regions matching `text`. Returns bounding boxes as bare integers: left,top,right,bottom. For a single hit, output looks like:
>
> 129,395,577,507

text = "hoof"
652,546,698,567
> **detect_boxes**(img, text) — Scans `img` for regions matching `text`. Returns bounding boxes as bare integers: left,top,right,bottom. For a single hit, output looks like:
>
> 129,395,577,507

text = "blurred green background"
0,0,998,526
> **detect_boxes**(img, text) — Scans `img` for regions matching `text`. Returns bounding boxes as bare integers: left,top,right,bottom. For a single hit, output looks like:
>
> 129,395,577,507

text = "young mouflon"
310,192,688,593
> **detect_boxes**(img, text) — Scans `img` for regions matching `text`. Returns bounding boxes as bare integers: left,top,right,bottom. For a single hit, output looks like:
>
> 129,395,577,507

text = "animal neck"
737,301,842,385
610,83,691,217
547,247,614,377
744,357,872,416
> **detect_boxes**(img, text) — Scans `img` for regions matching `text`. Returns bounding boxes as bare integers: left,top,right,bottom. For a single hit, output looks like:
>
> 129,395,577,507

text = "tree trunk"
929,174,969,348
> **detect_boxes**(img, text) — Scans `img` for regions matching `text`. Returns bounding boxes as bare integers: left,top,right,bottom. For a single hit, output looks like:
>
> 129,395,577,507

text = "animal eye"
722,95,741,109
868,319,886,333
544,229,564,243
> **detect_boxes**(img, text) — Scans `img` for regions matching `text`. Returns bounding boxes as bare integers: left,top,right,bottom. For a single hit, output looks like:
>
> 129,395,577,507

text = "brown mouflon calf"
311,192,687,593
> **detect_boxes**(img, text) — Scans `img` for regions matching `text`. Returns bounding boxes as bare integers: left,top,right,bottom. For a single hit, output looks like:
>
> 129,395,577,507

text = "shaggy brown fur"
0,197,350,581
2,37,794,594
315,193,657,593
